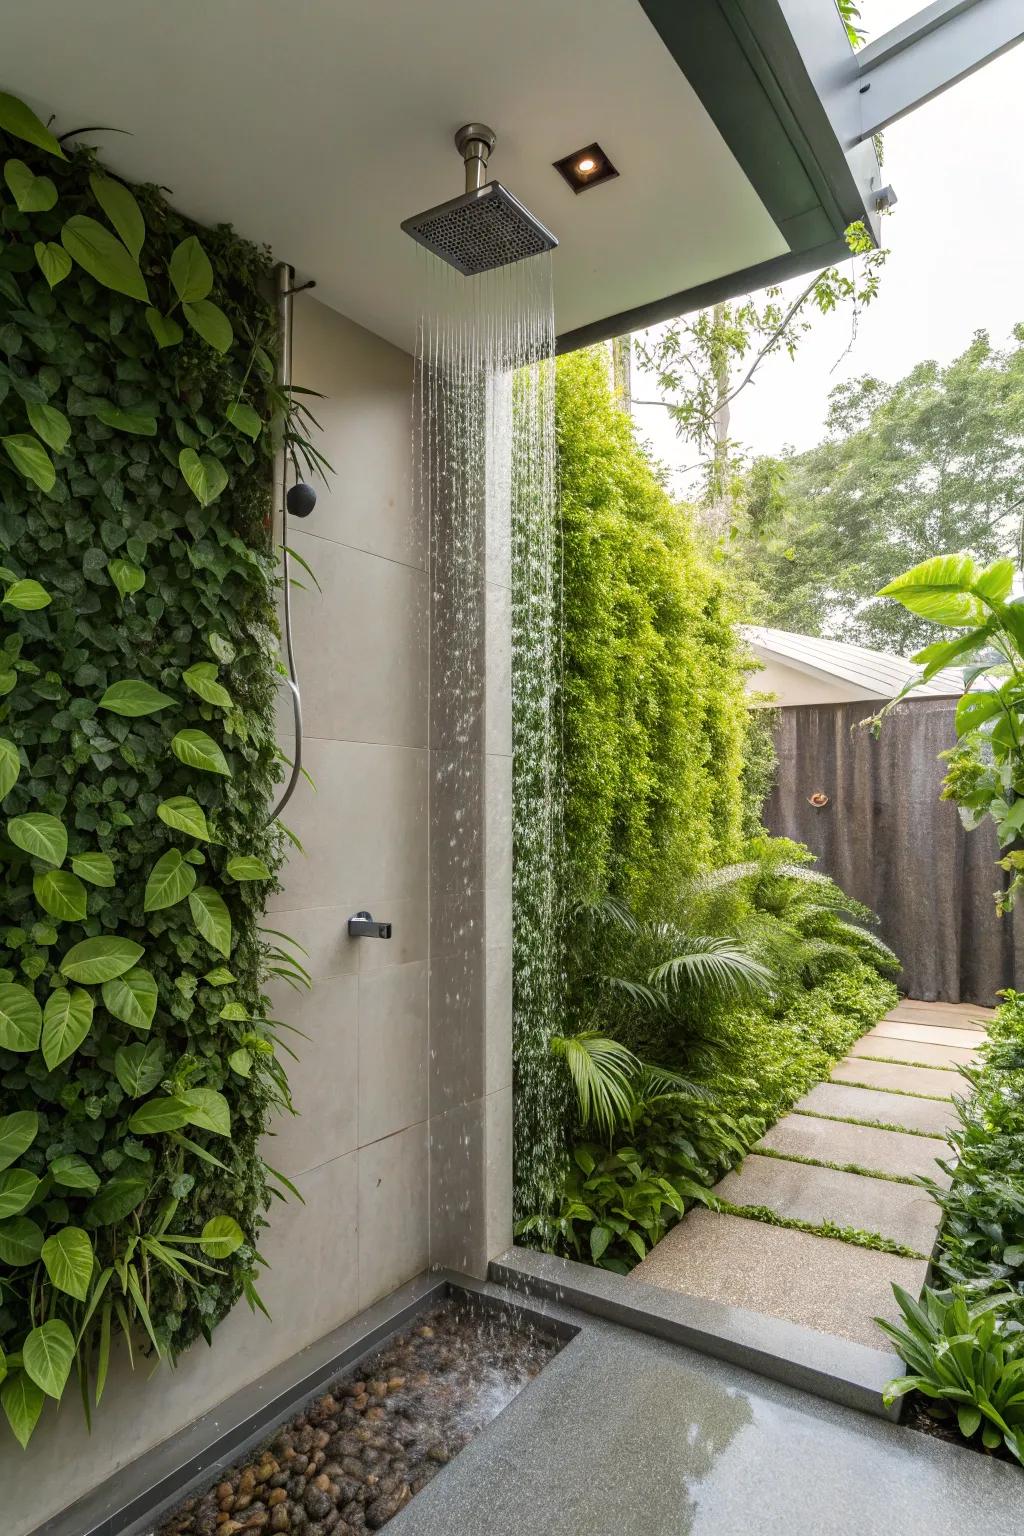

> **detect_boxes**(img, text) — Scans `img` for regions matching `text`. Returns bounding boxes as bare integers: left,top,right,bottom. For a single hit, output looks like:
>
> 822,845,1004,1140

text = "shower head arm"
455,123,496,193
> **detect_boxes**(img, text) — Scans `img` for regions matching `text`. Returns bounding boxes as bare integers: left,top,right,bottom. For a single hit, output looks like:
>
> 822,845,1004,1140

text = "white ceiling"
2,0,788,352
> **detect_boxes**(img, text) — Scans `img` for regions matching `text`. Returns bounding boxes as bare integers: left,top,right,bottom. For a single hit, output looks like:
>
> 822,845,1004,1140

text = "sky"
632,0,1024,495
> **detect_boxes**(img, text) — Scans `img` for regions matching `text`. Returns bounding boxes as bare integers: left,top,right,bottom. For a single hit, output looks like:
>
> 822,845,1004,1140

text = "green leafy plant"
0,90,312,1446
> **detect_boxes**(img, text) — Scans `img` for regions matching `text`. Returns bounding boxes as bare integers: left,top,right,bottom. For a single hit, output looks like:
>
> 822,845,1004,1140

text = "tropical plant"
872,551,1024,910
0,90,312,1447
877,1285,1024,1464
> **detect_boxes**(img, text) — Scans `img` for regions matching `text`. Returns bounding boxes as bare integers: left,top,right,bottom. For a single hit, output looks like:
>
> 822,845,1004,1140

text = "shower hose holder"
348,911,393,940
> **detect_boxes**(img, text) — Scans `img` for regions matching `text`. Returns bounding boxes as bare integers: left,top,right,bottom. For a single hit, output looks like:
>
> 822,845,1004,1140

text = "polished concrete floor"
394,1303,1020,1536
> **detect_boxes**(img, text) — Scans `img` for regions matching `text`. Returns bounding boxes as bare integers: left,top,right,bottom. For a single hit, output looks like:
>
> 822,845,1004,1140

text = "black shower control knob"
287,482,317,518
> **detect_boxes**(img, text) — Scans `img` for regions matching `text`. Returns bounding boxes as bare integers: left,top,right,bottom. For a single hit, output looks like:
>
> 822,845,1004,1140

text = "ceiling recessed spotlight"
553,141,618,194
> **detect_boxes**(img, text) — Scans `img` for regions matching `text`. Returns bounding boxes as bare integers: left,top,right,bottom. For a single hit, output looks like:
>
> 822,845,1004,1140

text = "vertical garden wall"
0,94,293,1448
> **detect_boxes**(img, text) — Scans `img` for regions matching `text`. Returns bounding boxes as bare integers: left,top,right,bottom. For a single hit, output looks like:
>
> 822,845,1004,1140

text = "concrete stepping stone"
633,1209,927,1347
758,1114,951,1185
830,1055,959,1099
888,1004,992,1030
714,1155,940,1253
869,1020,986,1049
795,1081,958,1137
849,1034,978,1070
893,998,995,1020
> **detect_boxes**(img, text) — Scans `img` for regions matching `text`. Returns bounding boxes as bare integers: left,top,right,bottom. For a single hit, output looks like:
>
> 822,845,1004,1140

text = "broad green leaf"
219,1001,249,1021
0,1169,40,1219
208,632,236,663
203,966,235,986
189,886,232,957
199,1214,244,1257
0,738,20,801
178,448,228,506
0,668,15,696
23,1319,75,1399
84,1175,148,1227
956,690,1004,737
973,557,1015,604
225,401,261,439
0,983,42,1052
172,729,230,776
99,679,174,716
3,158,56,212
0,1216,44,1265
71,851,115,887
226,855,270,881
877,554,985,627
911,627,992,682
61,215,149,301
182,662,231,708
0,1111,37,1172
183,299,233,354
145,308,184,348
1003,1243,1024,1265
181,1087,231,1136
108,559,145,600
41,987,94,1069
61,936,144,984
33,869,87,923
2,1372,45,1448
89,173,145,259
113,1040,164,1098
102,967,158,1032
96,402,157,437
0,92,64,157
2,577,51,610
26,400,71,454
34,240,72,288
168,235,213,302
8,812,67,866
49,1154,99,1194
40,1227,93,1302
157,796,211,840
228,1047,252,1077
3,435,55,493
128,1095,192,1134
144,849,196,912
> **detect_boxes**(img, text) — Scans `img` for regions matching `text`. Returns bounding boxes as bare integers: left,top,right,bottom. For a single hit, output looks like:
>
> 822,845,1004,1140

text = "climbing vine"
0,89,304,1447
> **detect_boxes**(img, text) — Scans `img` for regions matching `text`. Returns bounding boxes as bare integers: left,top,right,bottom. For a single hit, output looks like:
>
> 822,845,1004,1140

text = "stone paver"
795,1081,959,1137
713,1154,940,1252
830,1055,960,1099
869,1020,987,1049
758,1114,951,1184
634,1210,927,1347
849,1034,979,1069
889,1004,994,1030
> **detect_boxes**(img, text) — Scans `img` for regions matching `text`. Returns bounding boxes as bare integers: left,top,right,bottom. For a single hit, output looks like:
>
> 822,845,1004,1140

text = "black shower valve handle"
348,910,393,940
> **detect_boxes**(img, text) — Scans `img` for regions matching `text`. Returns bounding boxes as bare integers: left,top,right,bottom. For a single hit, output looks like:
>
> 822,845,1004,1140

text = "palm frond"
649,935,774,1003
634,1063,712,1103
603,974,665,1010
572,894,641,934
550,1032,639,1138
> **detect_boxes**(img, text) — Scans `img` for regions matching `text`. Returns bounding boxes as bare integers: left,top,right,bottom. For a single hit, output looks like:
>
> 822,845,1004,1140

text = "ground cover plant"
0,89,309,1446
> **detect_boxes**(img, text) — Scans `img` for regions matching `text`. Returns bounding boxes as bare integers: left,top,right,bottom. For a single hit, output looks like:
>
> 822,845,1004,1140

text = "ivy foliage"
0,91,302,1448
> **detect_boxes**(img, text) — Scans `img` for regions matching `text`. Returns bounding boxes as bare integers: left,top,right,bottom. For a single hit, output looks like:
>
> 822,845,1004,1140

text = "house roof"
740,625,966,701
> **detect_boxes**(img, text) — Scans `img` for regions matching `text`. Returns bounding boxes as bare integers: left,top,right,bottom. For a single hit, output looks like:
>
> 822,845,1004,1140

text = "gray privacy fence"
763,696,1024,1005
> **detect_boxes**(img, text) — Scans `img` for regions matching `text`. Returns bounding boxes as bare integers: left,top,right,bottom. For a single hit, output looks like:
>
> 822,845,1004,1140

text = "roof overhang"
2,0,883,354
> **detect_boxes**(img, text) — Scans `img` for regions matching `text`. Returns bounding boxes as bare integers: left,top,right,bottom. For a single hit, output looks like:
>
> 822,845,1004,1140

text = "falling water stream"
413,249,565,1225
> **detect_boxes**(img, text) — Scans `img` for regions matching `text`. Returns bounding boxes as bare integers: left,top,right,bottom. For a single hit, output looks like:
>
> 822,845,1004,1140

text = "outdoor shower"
402,123,557,274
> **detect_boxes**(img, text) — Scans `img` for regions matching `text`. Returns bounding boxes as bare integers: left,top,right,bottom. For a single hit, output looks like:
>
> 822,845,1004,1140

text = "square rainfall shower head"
401,181,557,276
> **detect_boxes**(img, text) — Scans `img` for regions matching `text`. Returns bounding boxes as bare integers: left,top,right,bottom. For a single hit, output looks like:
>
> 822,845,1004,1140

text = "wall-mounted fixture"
807,792,830,809
348,910,393,939
553,141,619,194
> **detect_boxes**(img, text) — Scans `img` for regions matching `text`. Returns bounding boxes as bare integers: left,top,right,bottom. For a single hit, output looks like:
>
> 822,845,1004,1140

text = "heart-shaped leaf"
2,578,51,610
26,400,71,454
8,813,67,866
60,936,145,985
0,1169,41,1219
127,1095,192,1134
181,1087,231,1136
0,738,20,801
89,173,145,259
34,241,72,289
182,662,232,708
23,1319,75,1399
228,1048,252,1078
2,1372,45,1448
49,1154,100,1194
0,92,65,159
0,1111,37,1173
168,235,213,302
113,1040,165,1098
3,435,55,493
34,869,87,923
102,967,158,1032
3,158,57,212
225,401,261,439
189,886,232,957
157,796,211,840
144,849,196,912
145,308,184,348
42,987,94,1069
40,1227,94,1302
203,966,235,986
61,215,149,302
226,855,271,881
0,1216,44,1265
83,1175,149,1227
178,448,229,506
0,983,42,1053
183,299,233,354
171,729,230,776
70,851,115,887
199,1214,244,1257
96,402,157,436
99,679,174,717
108,559,145,600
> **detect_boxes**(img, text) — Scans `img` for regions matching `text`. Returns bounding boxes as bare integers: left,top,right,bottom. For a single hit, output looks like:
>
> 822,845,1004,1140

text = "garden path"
632,999,993,1349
